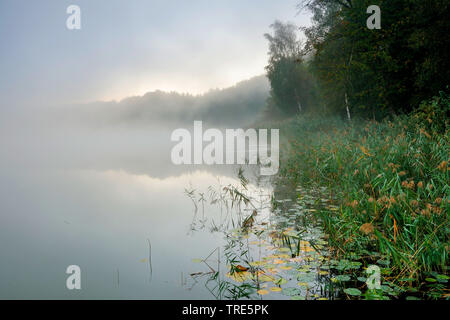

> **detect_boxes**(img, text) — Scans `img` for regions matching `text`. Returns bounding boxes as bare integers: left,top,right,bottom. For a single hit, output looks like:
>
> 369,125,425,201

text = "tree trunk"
294,88,302,112
345,92,351,121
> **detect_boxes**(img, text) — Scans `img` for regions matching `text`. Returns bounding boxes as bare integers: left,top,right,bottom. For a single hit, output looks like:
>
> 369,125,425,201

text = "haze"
0,0,310,108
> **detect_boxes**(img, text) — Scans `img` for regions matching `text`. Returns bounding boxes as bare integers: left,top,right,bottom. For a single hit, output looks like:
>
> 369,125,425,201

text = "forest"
260,0,449,299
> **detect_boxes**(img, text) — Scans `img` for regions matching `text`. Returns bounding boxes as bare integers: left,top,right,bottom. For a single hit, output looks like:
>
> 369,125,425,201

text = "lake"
0,111,329,299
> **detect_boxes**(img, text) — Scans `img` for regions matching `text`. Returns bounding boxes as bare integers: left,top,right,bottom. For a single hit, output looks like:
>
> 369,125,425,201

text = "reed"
277,100,449,298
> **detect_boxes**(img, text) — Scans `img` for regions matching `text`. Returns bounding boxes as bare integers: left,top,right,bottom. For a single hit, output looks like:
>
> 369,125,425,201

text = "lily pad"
297,273,316,282
282,287,302,296
343,288,362,296
257,289,269,295
357,277,367,282
297,282,309,287
335,275,351,282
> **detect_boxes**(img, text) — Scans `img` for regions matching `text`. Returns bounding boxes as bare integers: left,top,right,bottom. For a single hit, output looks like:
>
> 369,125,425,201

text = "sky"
0,0,311,108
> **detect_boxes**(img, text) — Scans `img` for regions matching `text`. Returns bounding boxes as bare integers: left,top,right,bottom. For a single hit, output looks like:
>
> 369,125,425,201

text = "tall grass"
278,105,449,289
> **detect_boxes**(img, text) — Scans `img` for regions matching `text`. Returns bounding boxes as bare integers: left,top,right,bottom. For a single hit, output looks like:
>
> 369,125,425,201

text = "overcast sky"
0,0,311,108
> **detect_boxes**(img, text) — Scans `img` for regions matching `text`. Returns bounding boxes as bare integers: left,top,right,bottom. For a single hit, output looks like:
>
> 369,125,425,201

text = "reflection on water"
0,112,271,299
0,167,242,299
184,176,337,300
0,111,332,299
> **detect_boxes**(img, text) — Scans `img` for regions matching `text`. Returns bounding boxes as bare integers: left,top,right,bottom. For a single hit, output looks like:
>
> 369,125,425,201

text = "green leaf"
344,288,362,296
357,276,367,282
335,274,351,282
435,274,449,283
282,287,302,296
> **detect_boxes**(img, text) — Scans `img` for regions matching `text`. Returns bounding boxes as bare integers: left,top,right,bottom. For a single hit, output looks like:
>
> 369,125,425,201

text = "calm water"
0,112,273,299
0,110,333,300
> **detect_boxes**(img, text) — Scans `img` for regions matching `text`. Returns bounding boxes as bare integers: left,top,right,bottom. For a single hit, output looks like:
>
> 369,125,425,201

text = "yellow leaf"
226,271,251,283
273,259,285,264
257,289,269,295
298,282,309,287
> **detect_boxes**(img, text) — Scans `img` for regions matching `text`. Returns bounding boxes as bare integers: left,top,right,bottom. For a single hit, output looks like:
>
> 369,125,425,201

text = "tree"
264,21,317,117
300,0,450,119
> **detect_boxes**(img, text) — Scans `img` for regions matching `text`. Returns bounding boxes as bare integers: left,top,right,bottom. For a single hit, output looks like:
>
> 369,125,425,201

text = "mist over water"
0,0,310,300
0,79,271,299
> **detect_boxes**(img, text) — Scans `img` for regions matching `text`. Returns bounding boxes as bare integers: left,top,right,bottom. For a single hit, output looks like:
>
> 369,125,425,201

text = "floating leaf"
297,273,316,282
282,287,302,296
192,258,203,263
357,277,367,282
335,275,351,282
257,289,269,295
291,295,305,300
270,287,282,292
344,288,362,296
280,266,292,270
273,259,285,265
226,271,251,283
258,274,276,282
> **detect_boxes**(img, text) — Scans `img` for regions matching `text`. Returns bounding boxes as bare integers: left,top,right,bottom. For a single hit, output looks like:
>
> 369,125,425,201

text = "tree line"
264,0,450,120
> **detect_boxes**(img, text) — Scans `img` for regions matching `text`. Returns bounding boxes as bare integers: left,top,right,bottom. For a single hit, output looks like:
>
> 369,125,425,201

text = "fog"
54,75,269,128
0,76,270,298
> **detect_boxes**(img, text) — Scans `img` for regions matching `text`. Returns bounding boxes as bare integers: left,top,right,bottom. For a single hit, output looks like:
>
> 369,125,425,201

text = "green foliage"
412,89,450,135
264,21,318,117
300,0,450,118
278,114,449,297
